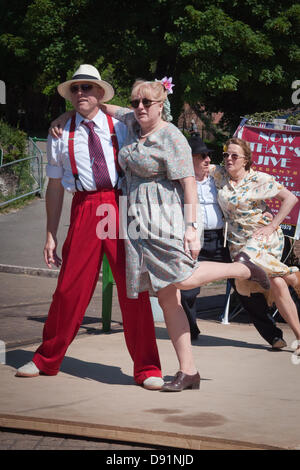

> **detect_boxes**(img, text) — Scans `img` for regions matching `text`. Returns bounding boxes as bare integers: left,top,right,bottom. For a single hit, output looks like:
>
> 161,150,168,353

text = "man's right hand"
44,234,62,268
44,178,64,268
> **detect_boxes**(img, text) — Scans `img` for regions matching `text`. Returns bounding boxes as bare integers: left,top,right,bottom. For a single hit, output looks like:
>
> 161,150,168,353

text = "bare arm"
271,188,298,227
98,103,122,117
180,176,201,259
44,178,65,268
254,188,298,240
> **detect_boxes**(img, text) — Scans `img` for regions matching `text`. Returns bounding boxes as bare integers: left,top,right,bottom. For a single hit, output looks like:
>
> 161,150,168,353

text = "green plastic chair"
101,254,114,332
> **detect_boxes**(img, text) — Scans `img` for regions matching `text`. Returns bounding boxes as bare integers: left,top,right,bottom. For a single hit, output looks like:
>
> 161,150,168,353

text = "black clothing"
181,229,283,344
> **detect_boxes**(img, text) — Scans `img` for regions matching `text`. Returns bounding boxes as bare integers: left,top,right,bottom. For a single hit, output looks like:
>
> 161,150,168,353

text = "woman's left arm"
98,103,121,118
253,188,298,240
180,176,201,259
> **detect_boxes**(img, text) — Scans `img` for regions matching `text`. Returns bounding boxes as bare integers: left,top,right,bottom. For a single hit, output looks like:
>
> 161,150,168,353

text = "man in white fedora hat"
16,64,163,390
57,64,115,103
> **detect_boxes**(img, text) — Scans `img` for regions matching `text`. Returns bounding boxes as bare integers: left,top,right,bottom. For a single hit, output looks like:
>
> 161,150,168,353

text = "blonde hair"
225,137,252,170
131,80,167,102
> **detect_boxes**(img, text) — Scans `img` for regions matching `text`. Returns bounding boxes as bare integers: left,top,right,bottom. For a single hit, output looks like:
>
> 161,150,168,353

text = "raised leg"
175,261,251,290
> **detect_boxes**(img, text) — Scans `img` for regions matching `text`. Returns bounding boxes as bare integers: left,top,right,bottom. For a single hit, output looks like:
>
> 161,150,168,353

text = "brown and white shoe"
16,361,40,377
143,377,164,390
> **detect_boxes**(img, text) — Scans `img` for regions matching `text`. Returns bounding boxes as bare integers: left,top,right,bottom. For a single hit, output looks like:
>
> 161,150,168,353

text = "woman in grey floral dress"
51,79,271,392
99,79,275,391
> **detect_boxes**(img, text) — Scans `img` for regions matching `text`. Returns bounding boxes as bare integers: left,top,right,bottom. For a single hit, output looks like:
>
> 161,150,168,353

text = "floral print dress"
115,108,202,298
210,165,298,277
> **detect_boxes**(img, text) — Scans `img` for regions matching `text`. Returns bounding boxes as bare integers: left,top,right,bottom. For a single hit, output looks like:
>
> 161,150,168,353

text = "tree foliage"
0,0,299,134
166,1,300,130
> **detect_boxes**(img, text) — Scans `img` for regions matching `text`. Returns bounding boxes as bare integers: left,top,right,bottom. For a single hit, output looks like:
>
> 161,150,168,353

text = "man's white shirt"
196,175,224,230
46,110,127,192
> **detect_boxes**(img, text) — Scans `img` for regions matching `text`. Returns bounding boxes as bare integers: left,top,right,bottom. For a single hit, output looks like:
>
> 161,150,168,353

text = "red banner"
236,124,300,239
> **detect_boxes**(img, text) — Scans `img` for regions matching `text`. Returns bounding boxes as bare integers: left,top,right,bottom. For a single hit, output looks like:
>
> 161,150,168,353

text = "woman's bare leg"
270,277,300,353
157,285,198,375
175,261,250,290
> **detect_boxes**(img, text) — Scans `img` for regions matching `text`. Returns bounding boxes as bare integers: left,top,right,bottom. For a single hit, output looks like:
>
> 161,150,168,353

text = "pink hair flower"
156,76,175,94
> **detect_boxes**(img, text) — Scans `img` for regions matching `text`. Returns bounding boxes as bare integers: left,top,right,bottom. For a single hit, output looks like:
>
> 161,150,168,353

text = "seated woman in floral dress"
210,137,300,353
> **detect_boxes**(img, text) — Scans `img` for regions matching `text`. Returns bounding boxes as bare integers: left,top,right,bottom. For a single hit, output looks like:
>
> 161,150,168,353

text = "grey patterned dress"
116,108,202,298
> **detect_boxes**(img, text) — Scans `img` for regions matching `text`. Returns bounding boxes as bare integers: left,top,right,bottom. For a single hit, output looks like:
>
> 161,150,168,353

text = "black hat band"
72,74,100,80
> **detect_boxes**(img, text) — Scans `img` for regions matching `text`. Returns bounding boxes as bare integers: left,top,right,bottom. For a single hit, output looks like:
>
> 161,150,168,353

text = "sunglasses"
223,152,245,161
70,84,94,93
130,98,161,109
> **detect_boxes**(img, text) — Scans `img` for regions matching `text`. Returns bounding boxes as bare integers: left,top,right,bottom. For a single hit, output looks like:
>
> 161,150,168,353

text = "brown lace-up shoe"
161,371,200,392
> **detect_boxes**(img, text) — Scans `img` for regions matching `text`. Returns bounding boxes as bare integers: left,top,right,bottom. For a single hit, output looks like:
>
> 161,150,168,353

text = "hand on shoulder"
49,110,75,138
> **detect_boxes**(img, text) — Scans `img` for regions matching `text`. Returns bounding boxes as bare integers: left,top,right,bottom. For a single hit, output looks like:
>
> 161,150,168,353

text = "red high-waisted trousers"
33,189,162,384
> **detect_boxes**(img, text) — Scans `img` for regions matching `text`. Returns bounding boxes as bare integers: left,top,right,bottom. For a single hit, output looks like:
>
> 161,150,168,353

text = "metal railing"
0,137,46,208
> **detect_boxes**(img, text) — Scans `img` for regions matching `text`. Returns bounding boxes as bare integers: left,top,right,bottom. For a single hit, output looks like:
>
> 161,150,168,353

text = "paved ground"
4,188,296,452
2,317,299,451
0,191,151,451
0,193,230,451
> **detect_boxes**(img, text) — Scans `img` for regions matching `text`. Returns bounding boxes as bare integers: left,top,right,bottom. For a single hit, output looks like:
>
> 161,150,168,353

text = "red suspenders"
106,114,122,174
68,115,79,187
68,114,121,191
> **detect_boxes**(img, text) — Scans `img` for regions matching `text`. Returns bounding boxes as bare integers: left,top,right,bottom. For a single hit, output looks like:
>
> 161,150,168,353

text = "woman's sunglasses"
222,152,245,161
130,98,161,109
70,84,94,94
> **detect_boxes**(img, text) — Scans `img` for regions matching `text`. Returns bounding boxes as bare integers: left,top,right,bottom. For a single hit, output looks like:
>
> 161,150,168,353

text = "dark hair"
224,137,252,170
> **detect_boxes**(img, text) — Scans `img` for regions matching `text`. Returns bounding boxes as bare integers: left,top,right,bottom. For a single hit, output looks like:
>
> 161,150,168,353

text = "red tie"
83,121,112,190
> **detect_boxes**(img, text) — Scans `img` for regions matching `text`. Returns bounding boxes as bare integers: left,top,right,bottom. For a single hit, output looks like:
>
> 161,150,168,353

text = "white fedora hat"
57,64,114,102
